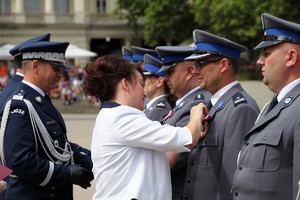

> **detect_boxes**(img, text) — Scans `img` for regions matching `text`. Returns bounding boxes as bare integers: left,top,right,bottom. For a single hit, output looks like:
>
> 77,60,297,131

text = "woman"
83,55,208,200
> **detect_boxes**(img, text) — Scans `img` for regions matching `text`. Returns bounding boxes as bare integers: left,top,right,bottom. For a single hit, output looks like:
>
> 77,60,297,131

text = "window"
96,0,106,13
54,0,69,13
0,0,11,14
24,0,41,14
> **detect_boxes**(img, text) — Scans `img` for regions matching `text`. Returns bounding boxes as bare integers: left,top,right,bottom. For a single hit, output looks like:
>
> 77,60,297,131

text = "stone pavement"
63,80,274,199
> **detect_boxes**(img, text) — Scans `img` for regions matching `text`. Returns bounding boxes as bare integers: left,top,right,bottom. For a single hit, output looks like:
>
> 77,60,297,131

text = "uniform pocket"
248,128,282,171
197,134,219,168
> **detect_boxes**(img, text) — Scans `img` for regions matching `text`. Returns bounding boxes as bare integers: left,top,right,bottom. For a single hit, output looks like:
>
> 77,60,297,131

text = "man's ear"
156,77,165,88
286,48,298,68
220,58,230,73
32,60,40,74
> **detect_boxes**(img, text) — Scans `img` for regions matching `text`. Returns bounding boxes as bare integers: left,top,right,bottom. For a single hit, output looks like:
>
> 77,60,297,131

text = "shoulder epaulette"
156,101,166,108
232,92,247,107
194,94,204,100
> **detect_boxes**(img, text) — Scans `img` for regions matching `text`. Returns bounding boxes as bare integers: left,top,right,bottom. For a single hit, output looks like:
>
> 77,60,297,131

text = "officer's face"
144,76,159,99
165,62,190,97
38,61,63,93
256,43,290,93
196,58,222,95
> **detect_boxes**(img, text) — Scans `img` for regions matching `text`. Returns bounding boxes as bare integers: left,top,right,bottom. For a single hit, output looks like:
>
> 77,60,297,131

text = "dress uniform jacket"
0,73,23,105
144,95,172,122
0,73,22,200
231,82,300,200
163,87,211,199
0,83,90,200
184,83,259,200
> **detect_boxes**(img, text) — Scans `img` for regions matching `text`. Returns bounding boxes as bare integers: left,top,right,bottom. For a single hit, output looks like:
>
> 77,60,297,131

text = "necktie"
266,95,278,114
206,101,213,111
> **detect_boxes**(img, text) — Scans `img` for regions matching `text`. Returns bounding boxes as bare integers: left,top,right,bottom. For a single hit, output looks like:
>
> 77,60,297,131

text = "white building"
0,0,143,66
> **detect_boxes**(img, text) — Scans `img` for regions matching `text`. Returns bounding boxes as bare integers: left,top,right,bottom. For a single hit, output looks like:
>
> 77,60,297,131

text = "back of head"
83,55,140,102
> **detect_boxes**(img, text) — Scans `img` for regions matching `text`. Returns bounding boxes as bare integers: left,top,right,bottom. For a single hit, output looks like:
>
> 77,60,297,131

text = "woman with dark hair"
83,55,209,200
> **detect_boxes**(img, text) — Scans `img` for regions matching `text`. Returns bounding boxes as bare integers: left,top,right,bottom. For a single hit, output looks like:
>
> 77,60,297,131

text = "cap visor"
254,41,283,50
143,71,157,76
185,53,211,61
157,63,176,73
47,61,70,70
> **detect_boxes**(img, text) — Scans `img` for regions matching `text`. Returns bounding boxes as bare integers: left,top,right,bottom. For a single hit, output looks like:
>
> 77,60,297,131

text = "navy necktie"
266,95,278,114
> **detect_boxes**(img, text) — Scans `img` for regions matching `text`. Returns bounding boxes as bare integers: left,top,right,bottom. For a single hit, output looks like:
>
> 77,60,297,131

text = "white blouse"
91,105,192,200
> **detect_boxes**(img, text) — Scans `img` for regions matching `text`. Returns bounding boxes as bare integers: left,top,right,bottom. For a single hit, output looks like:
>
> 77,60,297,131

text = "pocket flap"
253,128,282,146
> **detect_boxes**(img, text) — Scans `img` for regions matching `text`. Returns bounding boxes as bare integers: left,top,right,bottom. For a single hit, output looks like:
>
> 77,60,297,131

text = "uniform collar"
277,78,300,102
146,94,168,110
176,86,199,106
22,80,45,97
211,81,238,106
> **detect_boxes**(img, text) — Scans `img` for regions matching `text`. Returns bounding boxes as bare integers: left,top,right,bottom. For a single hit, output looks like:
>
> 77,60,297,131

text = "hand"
68,165,92,189
0,180,6,193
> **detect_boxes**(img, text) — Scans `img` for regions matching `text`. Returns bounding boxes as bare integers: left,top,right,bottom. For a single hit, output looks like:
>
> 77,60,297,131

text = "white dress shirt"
92,105,192,200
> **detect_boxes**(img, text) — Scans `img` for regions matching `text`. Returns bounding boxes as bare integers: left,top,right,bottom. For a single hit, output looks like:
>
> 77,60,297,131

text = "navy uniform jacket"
144,95,172,122
163,87,211,198
0,73,23,104
0,73,22,200
232,83,300,200
184,83,259,200
1,83,91,200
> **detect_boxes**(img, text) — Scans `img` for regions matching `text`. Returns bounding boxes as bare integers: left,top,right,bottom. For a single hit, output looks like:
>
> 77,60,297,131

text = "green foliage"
115,0,300,63
144,0,196,47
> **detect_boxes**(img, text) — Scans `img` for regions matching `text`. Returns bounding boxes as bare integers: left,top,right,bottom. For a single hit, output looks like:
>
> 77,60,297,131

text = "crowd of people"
0,12,300,200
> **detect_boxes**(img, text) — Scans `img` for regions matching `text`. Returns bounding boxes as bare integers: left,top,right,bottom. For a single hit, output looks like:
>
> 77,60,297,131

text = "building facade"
0,0,143,66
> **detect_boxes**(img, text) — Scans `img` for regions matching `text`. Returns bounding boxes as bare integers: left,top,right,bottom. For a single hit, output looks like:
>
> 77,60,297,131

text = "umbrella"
65,44,97,58
0,44,15,60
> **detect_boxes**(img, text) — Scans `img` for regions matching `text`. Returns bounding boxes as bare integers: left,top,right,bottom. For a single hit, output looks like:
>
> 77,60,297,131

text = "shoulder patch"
232,93,247,107
194,94,204,100
10,108,25,115
156,101,166,108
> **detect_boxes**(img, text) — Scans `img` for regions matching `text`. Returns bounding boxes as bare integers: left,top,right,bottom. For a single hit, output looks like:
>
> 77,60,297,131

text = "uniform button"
189,160,194,166
234,190,239,196
245,140,249,146
263,136,267,140
50,193,54,197
187,178,191,183
183,194,188,199
239,165,243,170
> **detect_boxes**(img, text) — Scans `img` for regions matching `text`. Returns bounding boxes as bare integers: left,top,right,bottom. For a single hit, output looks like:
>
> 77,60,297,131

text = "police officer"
0,33,51,107
143,54,172,122
122,46,134,62
156,46,211,199
232,13,300,200
0,33,51,200
0,41,93,199
183,30,260,200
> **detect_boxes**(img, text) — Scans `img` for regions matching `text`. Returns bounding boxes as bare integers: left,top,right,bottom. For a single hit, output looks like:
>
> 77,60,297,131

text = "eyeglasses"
194,58,222,70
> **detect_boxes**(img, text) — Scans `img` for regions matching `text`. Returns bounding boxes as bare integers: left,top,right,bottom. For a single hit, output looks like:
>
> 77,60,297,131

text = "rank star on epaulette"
35,96,42,103
232,93,247,106
178,100,186,108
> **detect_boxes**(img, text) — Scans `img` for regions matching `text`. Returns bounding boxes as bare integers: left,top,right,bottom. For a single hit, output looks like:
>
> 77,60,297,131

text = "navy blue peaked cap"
143,54,165,77
19,41,70,70
254,13,300,49
185,30,247,61
9,33,51,61
131,46,159,62
122,46,133,61
156,46,194,73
